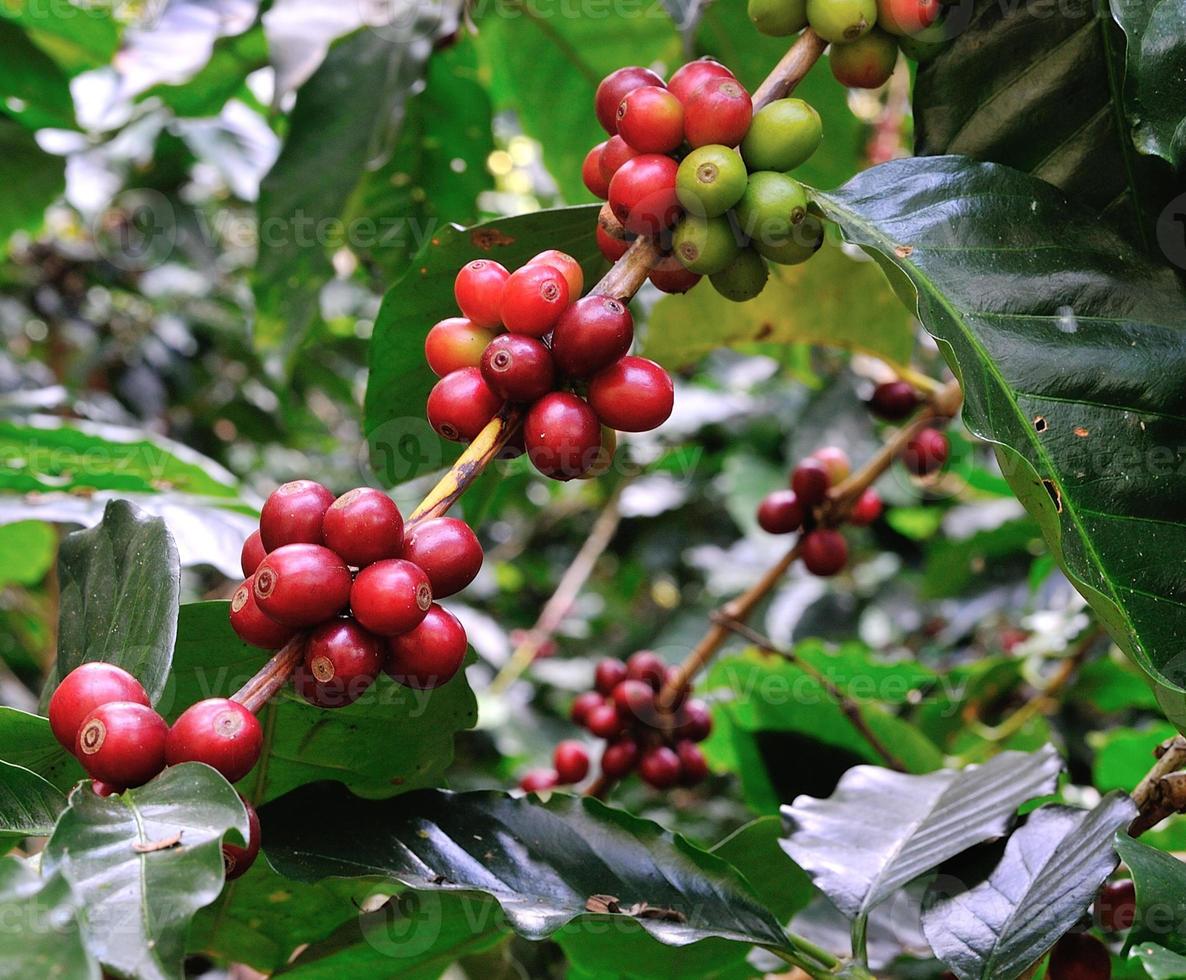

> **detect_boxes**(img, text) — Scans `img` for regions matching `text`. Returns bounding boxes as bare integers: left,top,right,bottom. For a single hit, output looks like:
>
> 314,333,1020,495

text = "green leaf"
0,857,98,980
0,760,67,840
1111,0,1186,171
0,21,75,129
0,707,84,792
54,500,180,704
921,519,1043,599
0,117,63,243
42,764,248,980
712,816,815,922
364,206,601,485
1131,942,1186,979
0,520,56,587
1114,833,1186,957
1090,722,1179,790
261,787,790,949
144,27,268,117
0,5,120,74
813,156,1186,698
922,794,1138,980
780,745,1063,921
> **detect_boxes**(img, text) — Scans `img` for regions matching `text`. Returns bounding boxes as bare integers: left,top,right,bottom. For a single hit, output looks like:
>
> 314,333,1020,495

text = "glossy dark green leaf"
1114,833,1186,957
53,500,180,704
0,761,66,840
364,206,601,485
813,156,1186,699
0,117,63,243
780,745,1062,921
1111,0,1186,171
1131,942,1186,979
0,21,75,129
0,857,98,980
262,786,790,949
42,764,248,980
0,707,84,792
922,794,1137,980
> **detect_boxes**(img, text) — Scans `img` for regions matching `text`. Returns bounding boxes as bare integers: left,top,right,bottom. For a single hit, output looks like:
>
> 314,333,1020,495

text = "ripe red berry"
599,134,642,185
667,58,735,105
500,264,570,337
230,576,298,650
424,317,497,377
588,356,674,432
595,65,665,134
791,458,831,506
601,738,640,778
617,85,684,154
241,530,266,578
812,446,852,484
676,740,710,786
427,367,502,443
1048,933,1111,980
386,604,468,689
1096,879,1136,933
519,769,559,793
350,558,432,637
92,780,120,797
583,142,611,199
526,249,584,299
294,619,385,707
802,529,849,576
876,0,940,35
254,544,352,627
586,702,624,739
869,380,920,419
554,741,591,784
524,392,603,480
454,259,509,328
402,517,483,599
550,296,634,378
639,745,681,789
75,701,168,788
480,334,556,402
594,658,628,696
259,480,335,552
571,691,605,726
322,488,404,568
613,679,656,726
597,222,633,262
49,663,150,752
902,427,950,476
684,78,753,147
648,254,702,294
165,698,262,783
757,489,805,534
849,488,883,526
676,699,713,742
223,796,261,881
626,650,667,690
609,155,682,237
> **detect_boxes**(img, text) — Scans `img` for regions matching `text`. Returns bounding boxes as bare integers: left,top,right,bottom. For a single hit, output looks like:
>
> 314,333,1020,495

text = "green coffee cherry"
710,248,770,303
748,0,808,36
830,28,898,88
676,145,749,218
673,214,742,276
753,214,825,265
805,0,877,43
741,99,823,173
735,172,809,246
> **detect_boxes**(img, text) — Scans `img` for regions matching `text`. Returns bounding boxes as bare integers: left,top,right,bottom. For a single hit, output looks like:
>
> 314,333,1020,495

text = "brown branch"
1129,734,1186,836
752,29,829,111
231,635,306,712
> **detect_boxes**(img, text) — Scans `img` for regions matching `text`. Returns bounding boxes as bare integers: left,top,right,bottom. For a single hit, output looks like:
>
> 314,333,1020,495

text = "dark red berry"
1096,879,1136,933
676,740,710,785
586,702,624,739
588,356,674,432
601,738,640,778
595,65,665,134
401,517,483,599
868,380,919,420
322,488,403,568
524,392,603,480
223,796,261,881
295,619,384,708
254,544,352,628
554,741,591,784
499,263,570,338
520,769,559,793
526,250,584,299
75,701,168,788
230,576,298,650
165,698,262,782
849,488,883,526
49,663,150,752
480,334,556,402
594,658,628,696
626,650,666,690
648,254,702,293
791,458,831,507
425,317,497,377
676,699,713,742
551,296,634,378
616,85,684,154
813,446,851,484
598,222,633,262
757,489,804,534
613,679,656,726
684,77,753,147
350,559,432,637
583,142,611,199
571,691,605,726
639,745,681,789
385,603,468,689
609,154,682,237
599,134,642,185
902,427,950,476
667,58,735,105
427,367,502,443
802,529,849,577
241,530,266,578
454,259,509,328
1048,933,1111,980
259,480,335,552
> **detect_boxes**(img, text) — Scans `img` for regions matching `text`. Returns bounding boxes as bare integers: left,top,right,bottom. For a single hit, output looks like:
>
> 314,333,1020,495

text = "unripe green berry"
673,214,742,275
830,28,898,88
710,247,769,303
748,0,808,35
676,145,749,218
741,99,823,173
806,0,877,43
754,214,825,265
735,172,810,245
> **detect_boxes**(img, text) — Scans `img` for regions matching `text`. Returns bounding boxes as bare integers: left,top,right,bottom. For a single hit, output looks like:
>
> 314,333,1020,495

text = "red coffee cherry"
588,356,674,432
295,619,384,708
595,65,665,134
639,745,681,789
802,529,849,577
554,741,591,784
586,702,624,739
594,658,628,696
613,679,656,726
583,142,610,199
676,740,710,786
601,738,640,778
230,576,298,650
676,699,713,742
609,154,682,237
597,223,633,262
616,85,684,154
812,446,852,484
868,379,919,419
1096,879,1137,933
520,769,559,793
223,796,261,881
401,517,483,599
667,58,735,105
499,263,570,337
424,317,497,377
526,249,584,299
791,458,831,506
240,530,266,578
849,488,883,526
902,427,950,476
385,603,468,689
648,255,702,294
322,488,404,568
350,559,432,637
757,489,805,534
599,134,643,185
550,296,635,378
254,544,352,627
75,701,168,788
259,480,335,552
626,650,667,690
876,0,940,35
91,780,120,797
49,662,150,752
524,392,603,480
427,367,503,443
454,259,509,328
166,698,262,783
571,691,605,726
1048,933,1111,980
480,334,556,402
684,77,753,147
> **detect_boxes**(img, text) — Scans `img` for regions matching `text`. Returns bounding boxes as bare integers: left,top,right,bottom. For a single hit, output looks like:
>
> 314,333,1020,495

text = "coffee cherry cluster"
427,251,675,481
520,651,712,792
231,480,478,697
48,661,263,878
749,0,946,87
585,59,826,303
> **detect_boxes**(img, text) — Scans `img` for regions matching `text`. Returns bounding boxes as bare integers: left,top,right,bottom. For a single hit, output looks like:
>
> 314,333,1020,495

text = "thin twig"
1129,734,1186,835
231,635,305,712
752,30,829,110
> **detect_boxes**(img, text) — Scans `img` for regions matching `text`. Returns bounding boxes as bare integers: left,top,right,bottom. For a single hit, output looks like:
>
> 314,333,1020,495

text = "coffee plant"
0,0,1183,978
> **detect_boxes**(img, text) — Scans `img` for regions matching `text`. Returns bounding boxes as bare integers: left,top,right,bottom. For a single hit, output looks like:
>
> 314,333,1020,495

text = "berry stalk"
231,635,306,712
